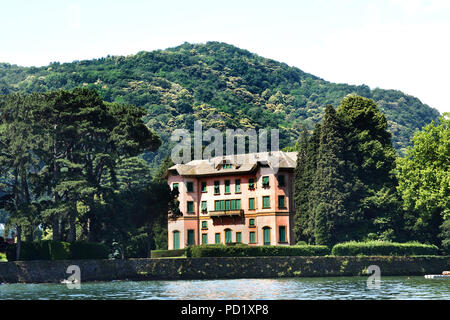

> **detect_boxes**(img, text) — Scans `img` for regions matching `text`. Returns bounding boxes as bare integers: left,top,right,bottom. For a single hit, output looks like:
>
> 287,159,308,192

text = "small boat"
60,279,78,284
424,271,450,279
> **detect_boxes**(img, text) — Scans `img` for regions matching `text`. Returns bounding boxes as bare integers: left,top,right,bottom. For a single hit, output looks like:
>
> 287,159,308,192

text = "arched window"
173,230,180,250
262,227,271,245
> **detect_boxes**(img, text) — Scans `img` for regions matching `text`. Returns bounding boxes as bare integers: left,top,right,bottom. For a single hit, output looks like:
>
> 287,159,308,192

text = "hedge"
151,248,188,258
5,241,109,261
331,241,439,256
5,241,71,261
69,241,110,260
187,244,330,257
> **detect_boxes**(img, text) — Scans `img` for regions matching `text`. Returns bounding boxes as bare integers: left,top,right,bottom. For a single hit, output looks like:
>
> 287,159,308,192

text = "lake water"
0,276,449,300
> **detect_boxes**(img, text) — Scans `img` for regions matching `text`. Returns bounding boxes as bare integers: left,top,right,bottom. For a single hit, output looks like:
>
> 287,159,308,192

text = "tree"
312,105,351,246
396,113,449,245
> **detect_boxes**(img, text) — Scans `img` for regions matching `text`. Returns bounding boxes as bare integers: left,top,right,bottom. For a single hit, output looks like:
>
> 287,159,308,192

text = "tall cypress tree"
312,105,350,245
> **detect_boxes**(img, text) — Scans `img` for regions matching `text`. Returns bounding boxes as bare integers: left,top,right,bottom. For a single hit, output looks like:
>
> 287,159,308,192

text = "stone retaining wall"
0,256,448,283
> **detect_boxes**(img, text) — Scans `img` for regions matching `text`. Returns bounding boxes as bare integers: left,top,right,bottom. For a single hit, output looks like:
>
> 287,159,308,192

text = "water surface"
0,277,449,300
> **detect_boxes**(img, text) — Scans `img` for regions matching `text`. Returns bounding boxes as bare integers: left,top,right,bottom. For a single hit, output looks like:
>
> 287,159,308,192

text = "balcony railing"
209,209,244,218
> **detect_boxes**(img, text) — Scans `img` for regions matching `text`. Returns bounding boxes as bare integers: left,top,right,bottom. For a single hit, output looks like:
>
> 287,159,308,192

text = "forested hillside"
0,41,440,171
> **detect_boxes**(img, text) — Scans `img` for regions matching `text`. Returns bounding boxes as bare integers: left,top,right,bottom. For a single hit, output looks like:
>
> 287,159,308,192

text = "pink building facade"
166,151,297,249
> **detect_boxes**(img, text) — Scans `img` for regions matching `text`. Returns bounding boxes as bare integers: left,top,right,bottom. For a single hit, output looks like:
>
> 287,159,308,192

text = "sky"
0,0,449,113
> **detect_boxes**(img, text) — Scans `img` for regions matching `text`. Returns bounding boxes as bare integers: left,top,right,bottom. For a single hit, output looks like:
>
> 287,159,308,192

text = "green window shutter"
249,231,255,243
249,198,255,210
231,199,236,210
187,181,194,192
172,183,179,191
225,230,232,243
214,181,220,194
201,201,207,211
215,200,220,211
279,226,286,243
202,233,207,245
225,200,231,210
249,218,255,226
236,199,241,209
235,179,241,192
173,231,180,249
225,180,230,193
236,232,242,243
201,182,207,192
278,195,285,208
263,196,270,208
220,200,225,211
248,178,255,189
263,228,271,245
187,230,195,246
215,233,221,244
187,201,194,213
202,221,207,229
262,176,269,187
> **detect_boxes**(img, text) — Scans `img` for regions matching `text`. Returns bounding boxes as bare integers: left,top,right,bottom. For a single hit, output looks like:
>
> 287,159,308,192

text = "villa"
166,151,297,249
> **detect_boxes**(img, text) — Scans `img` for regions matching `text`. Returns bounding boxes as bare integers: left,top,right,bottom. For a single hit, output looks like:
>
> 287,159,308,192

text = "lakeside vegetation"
293,95,448,253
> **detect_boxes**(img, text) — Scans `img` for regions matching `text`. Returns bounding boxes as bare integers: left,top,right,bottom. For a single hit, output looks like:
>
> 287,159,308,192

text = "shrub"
150,248,188,258
0,252,7,262
187,244,330,257
69,241,110,260
331,241,439,256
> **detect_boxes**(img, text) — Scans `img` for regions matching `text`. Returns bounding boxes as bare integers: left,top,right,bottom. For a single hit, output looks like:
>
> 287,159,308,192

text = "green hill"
0,41,440,170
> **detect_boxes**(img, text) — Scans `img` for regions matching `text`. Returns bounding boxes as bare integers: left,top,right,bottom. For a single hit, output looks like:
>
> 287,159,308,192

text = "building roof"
166,151,298,177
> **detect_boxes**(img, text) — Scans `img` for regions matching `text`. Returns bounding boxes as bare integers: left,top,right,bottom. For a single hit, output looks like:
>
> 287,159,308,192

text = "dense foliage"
0,88,176,260
331,241,439,256
295,95,401,246
0,42,440,174
396,114,449,245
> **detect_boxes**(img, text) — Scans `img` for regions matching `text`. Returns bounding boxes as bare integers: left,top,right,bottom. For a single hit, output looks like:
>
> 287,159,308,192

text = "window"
201,201,207,212
249,218,255,227
277,175,285,187
231,199,236,210
202,221,207,229
186,181,194,192
215,233,221,244
278,195,286,209
235,179,241,193
262,196,270,209
249,198,255,210
263,227,271,245
201,182,207,193
225,180,230,193
225,199,231,210
262,176,269,188
187,229,195,246
214,181,220,194
224,163,233,169
279,226,286,243
173,231,180,249
225,229,232,243
214,200,220,211
236,232,242,243
236,199,241,209
202,233,208,245
249,231,256,244
187,201,194,213
172,183,179,191
248,178,255,190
